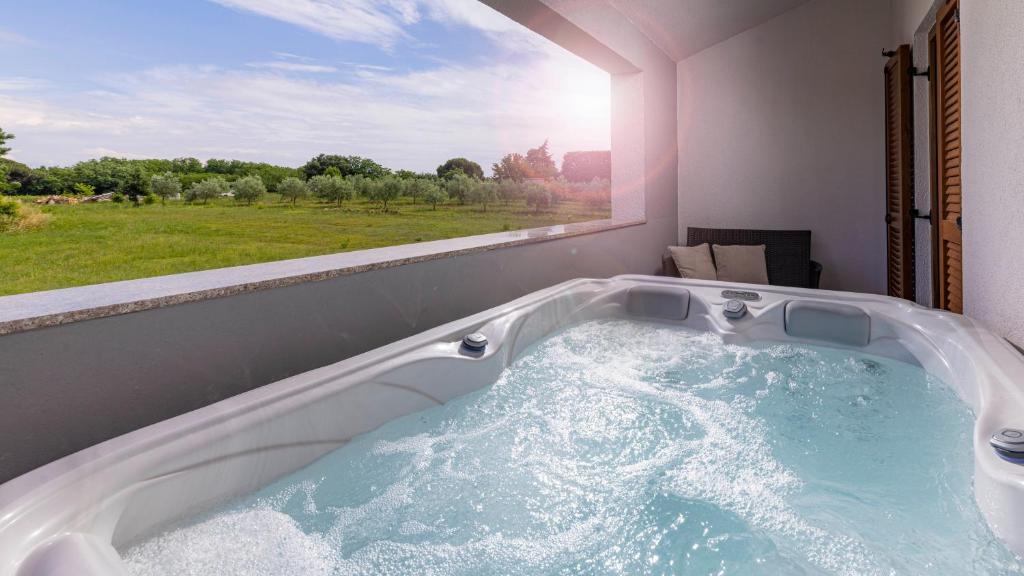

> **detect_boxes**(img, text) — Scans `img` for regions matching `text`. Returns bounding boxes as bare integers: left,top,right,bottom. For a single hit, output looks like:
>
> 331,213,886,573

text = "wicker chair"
663,228,822,289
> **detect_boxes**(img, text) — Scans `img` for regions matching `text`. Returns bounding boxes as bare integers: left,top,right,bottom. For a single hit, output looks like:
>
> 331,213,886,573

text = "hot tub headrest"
626,285,690,321
784,300,870,347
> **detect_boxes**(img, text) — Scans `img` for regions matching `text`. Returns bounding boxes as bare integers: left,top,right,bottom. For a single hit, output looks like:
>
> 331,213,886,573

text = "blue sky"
0,0,610,173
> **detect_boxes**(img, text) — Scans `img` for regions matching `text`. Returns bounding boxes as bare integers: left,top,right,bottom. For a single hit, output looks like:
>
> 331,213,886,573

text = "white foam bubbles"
121,319,1016,576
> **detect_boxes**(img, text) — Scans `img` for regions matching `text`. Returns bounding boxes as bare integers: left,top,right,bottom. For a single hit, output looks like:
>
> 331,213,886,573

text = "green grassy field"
0,195,610,296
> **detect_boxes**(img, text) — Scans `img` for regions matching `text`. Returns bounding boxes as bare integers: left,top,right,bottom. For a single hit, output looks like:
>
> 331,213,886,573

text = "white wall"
961,0,1024,347
676,0,891,292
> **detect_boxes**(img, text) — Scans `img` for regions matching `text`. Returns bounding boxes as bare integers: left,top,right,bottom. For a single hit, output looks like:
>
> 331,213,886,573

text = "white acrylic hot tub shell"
2,275,1024,574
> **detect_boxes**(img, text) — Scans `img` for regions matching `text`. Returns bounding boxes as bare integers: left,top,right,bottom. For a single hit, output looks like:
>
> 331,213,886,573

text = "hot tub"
2,276,1023,574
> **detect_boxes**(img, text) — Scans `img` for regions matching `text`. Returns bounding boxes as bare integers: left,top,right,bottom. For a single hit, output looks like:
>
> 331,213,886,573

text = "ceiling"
546,0,812,62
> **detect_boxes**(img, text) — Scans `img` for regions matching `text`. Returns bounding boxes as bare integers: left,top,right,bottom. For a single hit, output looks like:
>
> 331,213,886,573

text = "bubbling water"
122,319,1024,575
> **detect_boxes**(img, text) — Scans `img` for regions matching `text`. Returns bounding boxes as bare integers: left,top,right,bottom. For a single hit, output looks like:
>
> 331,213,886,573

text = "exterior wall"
960,0,1024,347
0,4,678,483
676,0,890,293
892,0,936,46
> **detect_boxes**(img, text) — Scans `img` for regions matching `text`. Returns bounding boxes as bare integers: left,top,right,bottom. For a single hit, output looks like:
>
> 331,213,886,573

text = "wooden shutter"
933,0,962,313
884,45,915,300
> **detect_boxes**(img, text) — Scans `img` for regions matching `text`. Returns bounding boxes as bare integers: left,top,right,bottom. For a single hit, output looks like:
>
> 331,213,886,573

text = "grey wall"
0,3,678,484
676,0,891,293
961,0,1024,348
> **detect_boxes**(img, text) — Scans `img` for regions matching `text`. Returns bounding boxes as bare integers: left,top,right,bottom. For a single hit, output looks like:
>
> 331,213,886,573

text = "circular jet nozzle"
991,428,1024,462
461,332,488,352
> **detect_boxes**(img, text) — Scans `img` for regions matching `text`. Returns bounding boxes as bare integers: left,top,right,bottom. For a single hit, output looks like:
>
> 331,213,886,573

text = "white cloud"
0,1,609,171
0,53,609,172
0,77,49,91
272,51,314,61
0,29,32,46
246,61,339,73
209,0,545,53
209,0,414,48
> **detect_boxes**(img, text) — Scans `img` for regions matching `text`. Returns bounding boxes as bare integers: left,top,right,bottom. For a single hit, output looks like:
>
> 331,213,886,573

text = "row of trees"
490,141,610,183
141,166,608,214
0,126,611,210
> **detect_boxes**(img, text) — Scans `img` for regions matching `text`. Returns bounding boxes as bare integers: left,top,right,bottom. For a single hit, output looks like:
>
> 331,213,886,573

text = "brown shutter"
884,44,915,300
933,0,963,313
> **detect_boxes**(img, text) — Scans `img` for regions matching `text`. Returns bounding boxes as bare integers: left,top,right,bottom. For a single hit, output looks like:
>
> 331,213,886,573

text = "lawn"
0,195,610,296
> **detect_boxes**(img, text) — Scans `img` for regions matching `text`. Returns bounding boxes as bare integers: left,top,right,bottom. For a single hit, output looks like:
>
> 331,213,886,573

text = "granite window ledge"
0,218,645,336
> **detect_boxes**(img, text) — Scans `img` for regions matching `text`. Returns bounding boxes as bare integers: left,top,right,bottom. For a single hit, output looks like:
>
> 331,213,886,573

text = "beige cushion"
712,244,769,285
668,244,717,280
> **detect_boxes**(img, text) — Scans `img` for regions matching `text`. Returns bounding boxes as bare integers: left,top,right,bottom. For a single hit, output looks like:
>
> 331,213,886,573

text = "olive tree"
371,176,403,211
467,179,498,212
525,184,552,213
309,174,353,206
497,180,522,206
185,177,228,204
422,182,446,210
232,175,266,205
405,178,433,204
150,172,181,203
444,172,474,205
277,177,309,205
350,174,382,200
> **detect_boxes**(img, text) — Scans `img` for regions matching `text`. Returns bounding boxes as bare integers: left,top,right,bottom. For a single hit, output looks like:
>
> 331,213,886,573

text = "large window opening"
0,0,612,295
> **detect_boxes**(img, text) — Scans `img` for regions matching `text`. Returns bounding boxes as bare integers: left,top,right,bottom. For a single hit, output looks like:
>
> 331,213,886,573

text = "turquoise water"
123,319,1024,575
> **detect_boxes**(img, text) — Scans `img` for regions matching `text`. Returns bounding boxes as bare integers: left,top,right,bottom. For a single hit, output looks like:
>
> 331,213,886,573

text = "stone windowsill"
0,218,645,336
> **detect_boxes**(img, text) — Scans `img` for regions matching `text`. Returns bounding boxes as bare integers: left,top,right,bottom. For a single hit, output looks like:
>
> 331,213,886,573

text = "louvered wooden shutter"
884,45,914,300
934,0,962,313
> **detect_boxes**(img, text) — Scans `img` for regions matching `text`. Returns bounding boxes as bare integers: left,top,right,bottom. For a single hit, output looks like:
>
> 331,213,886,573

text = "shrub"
525,185,552,212
309,174,353,206
143,192,158,205
277,177,309,204
185,177,228,204
0,195,48,232
150,172,182,203
0,194,20,224
422,182,445,210
111,191,126,203
73,183,96,197
232,175,266,205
